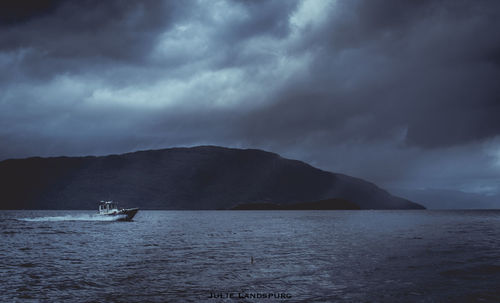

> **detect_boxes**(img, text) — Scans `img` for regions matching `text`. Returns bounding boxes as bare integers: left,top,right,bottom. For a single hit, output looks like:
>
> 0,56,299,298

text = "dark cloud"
1,0,500,200
0,0,62,26
240,0,500,148
221,0,297,40
0,0,184,81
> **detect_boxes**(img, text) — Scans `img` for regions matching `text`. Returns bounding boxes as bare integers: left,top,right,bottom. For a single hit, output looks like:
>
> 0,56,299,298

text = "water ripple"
1,210,500,302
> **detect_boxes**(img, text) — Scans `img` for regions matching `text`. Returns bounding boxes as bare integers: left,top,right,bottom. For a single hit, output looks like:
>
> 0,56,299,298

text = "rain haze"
1,0,499,208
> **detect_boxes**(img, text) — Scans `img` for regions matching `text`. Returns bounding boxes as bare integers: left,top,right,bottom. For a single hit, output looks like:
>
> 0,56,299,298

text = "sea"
1,210,500,303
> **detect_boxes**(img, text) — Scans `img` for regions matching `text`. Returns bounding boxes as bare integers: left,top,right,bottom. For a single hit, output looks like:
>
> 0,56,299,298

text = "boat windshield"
99,201,119,212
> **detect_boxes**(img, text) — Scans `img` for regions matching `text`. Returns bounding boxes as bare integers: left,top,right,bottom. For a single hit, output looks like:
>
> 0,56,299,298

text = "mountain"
0,146,424,210
231,198,361,210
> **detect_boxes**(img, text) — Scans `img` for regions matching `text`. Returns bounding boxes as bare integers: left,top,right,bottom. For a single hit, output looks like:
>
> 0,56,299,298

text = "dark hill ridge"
0,146,424,210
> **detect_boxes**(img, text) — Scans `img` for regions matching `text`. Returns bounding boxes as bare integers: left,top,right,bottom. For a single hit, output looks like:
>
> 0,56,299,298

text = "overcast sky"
1,0,499,197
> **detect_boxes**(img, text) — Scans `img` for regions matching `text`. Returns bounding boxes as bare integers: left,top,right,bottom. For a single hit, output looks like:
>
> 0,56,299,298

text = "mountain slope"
0,146,424,210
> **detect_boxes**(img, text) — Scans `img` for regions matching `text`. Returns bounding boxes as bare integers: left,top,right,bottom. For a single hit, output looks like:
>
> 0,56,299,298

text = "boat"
98,201,139,221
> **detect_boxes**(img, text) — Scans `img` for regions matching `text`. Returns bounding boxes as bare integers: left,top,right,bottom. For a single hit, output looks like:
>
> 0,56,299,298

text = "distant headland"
231,198,361,210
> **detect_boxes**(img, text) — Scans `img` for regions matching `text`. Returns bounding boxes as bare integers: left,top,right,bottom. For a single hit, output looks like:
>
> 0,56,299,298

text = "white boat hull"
100,208,139,221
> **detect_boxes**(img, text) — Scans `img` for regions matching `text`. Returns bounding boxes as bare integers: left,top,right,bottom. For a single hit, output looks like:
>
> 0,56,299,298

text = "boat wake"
19,214,126,222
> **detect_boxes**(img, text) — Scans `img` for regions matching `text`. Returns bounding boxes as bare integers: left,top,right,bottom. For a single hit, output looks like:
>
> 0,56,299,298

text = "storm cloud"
1,0,500,203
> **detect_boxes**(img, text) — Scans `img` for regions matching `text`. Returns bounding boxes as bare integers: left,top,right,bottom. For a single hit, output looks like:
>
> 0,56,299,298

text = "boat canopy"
99,201,118,211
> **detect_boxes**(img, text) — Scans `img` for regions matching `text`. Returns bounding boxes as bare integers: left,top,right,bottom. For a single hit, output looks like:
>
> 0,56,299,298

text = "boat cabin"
99,201,119,214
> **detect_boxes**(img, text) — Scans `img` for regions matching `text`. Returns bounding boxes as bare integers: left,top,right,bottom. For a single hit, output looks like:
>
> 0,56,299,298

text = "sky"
1,0,500,202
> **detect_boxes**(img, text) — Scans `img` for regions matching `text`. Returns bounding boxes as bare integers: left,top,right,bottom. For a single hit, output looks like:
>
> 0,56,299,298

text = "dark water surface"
1,210,500,302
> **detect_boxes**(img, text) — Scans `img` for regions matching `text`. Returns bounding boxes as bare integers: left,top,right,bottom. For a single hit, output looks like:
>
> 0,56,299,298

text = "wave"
18,214,126,222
